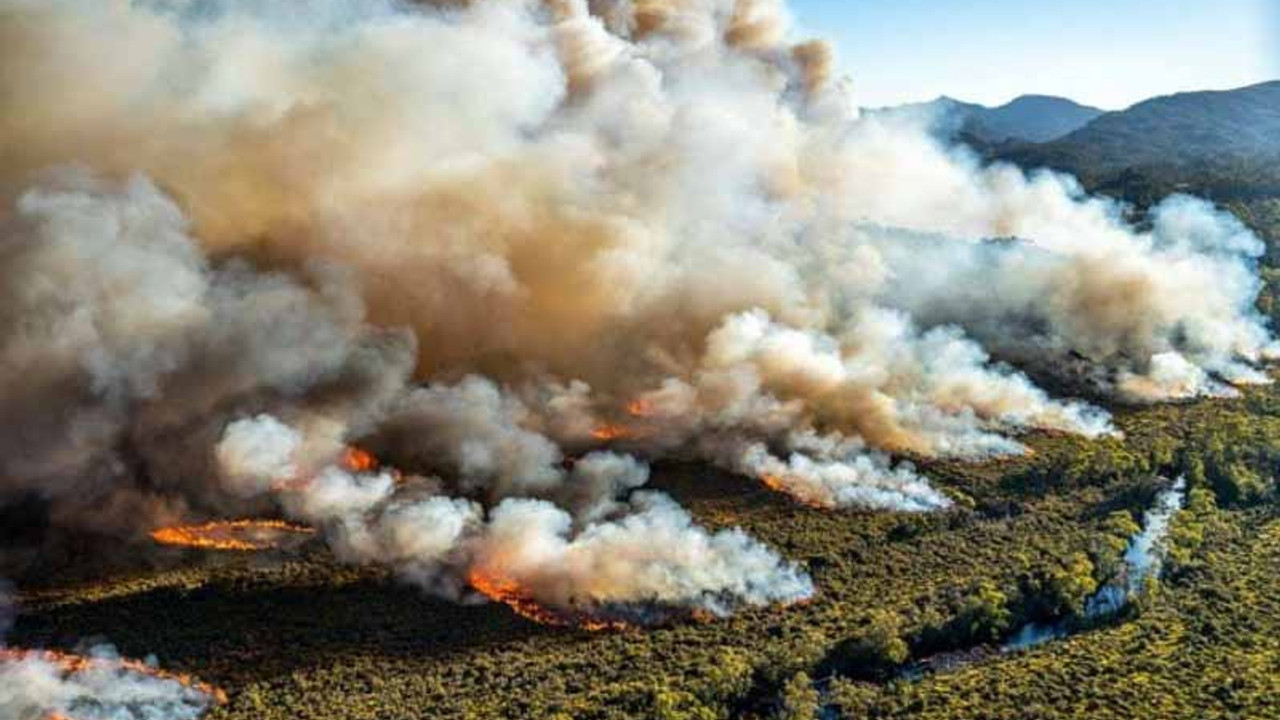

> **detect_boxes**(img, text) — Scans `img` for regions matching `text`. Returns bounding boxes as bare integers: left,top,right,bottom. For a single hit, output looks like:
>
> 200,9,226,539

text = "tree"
1167,487,1217,568
952,581,1013,644
1045,553,1099,616
829,610,910,676
653,690,717,720
1098,510,1141,579
776,672,820,720
1215,462,1267,505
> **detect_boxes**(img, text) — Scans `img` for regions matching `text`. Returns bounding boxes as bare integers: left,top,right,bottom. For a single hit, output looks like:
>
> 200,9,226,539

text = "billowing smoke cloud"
0,0,1273,617
860,191,1274,400
217,414,812,616
472,491,813,616
0,171,415,569
731,439,947,512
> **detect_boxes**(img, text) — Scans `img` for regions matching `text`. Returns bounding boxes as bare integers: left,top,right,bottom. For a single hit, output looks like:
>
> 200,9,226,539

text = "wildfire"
0,648,227,717
150,519,315,551
272,444,401,493
467,569,628,632
589,400,659,442
342,446,377,472
625,399,655,417
590,424,632,442
759,474,829,510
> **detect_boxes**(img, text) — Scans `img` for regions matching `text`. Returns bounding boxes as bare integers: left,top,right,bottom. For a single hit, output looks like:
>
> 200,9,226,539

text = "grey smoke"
0,0,1271,613
0,171,416,566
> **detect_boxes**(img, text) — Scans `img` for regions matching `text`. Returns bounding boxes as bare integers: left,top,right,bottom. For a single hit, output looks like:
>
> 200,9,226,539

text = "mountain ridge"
1001,80,1280,171
862,94,1105,144
990,80,1280,202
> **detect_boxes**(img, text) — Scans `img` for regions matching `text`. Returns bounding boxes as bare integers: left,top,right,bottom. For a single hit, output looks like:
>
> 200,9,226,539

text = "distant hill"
996,81,1280,203
1002,81,1280,173
864,94,1104,144
967,95,1108,143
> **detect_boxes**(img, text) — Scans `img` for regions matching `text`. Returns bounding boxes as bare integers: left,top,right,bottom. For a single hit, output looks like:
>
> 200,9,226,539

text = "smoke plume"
0,0,1273,619
219,413,813,615
0,647,220,720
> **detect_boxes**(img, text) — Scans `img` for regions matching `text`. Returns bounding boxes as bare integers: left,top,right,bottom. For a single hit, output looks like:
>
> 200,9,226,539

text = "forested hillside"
1007,81,1280,171
994,81,1280,204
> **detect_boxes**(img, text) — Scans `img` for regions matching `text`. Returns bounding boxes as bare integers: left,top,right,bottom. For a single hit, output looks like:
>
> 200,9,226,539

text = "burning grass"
590,424,633,442
466,570,631,632
466,569,743,632
759,474,830,510
150,519,315,552
0,647,226,719
589,400,660,442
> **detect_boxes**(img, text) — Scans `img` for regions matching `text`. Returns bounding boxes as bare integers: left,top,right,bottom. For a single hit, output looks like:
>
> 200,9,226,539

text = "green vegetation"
995,81,1280,205
827,508,1280,720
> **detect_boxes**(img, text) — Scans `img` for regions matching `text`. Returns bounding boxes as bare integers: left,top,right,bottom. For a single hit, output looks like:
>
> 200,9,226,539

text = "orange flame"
150,519,315,551
272,445,403,493
0,648,228,713
467,569,628,632
342,446,377,473
760,473,788,494
342,445,406,484
759,474,828,509
626,399,655,417
590,424,632,442
590,400,661,442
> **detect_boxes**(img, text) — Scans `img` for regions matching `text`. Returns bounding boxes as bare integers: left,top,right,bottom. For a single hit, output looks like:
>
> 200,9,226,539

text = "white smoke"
213,413,814,615
216,414,303,497
563,452,652,523
732,440,948,512
473,492,815,616
0,647,217,720
380,377,568,499
862,191,1276,401
0,0,1273,615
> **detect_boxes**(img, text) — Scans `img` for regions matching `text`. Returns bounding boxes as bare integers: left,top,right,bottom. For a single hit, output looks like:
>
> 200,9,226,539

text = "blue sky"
788,0,1279,109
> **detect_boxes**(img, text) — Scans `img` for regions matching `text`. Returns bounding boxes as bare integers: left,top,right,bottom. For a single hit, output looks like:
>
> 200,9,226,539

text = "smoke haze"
0,0,1274,618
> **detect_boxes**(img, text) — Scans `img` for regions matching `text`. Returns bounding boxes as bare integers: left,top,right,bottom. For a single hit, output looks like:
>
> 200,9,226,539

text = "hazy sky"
789,0,1279,109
